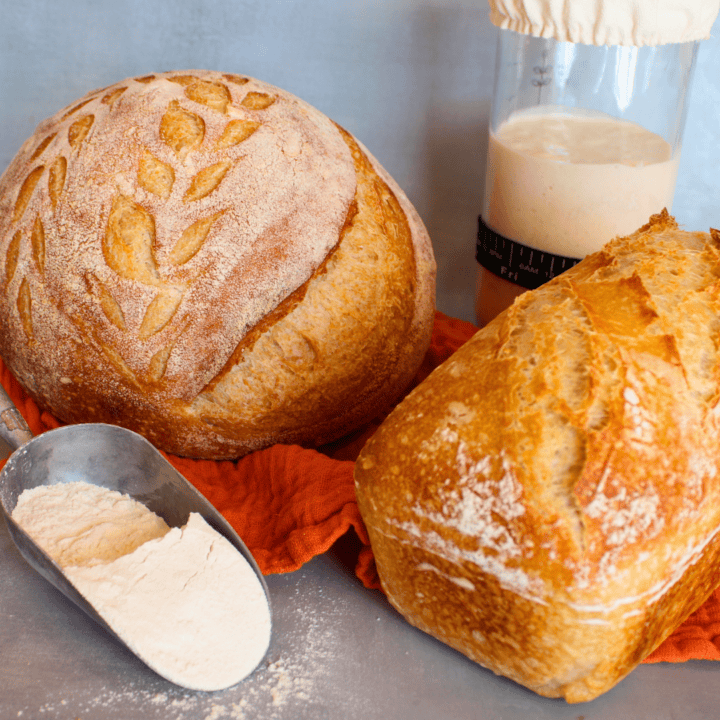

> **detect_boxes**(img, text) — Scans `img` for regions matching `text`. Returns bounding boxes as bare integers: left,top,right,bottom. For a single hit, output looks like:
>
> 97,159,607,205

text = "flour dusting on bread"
356,211,720,702
0,70,436,459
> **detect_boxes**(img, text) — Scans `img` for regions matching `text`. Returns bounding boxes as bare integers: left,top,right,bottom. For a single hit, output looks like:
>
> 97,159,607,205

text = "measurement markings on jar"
476,216,580,290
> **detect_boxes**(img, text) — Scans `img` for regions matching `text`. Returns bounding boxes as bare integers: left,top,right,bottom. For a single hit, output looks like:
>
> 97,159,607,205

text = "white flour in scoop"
12,481,271,692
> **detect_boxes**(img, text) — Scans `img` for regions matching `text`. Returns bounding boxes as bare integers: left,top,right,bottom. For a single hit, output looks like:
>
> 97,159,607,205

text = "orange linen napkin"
0,361,367,577
1,311,718,663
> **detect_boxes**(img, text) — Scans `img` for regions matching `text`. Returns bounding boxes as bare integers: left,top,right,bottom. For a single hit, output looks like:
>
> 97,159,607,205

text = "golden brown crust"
355,211,720,702
0,70,436,459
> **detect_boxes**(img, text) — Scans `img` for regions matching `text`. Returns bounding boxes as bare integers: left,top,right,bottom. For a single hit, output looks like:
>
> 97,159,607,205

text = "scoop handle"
0,383,34,451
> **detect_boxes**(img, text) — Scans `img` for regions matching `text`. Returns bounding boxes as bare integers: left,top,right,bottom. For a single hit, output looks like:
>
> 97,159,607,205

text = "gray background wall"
1,0,718,324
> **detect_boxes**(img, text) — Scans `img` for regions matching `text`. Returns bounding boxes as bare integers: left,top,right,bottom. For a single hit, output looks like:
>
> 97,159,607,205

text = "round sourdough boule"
0,70,435,459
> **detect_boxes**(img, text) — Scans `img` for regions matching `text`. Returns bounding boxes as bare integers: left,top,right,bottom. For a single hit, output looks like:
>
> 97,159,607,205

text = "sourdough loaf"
355,211,720,702
0,70,435,459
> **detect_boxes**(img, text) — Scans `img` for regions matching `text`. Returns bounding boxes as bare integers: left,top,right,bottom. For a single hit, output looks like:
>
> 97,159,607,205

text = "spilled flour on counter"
12,481,271,692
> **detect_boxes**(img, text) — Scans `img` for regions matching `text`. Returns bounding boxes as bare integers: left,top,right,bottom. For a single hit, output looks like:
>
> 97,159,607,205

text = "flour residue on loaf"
432,430,526,544
388,427,545,602
388,519,545,603
575,347,714,590
622,384,656,446
583,460,664,550
12,481,271,692
416,561,476,591
0,69,436,461
569,527,720,621
353,213,720,702
0,71,356,397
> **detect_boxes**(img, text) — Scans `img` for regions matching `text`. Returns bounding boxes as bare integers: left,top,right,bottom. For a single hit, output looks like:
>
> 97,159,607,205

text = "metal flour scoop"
0,383,271,687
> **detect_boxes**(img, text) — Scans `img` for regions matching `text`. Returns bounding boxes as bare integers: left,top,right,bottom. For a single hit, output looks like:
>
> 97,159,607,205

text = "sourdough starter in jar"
475,107,679,326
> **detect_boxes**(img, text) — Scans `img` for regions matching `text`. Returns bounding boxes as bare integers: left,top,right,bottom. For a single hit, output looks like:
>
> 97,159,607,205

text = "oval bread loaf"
355,211,720,702
0,70,435,459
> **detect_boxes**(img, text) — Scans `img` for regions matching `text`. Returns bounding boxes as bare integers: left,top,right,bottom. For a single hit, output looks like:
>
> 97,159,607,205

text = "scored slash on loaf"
0,70,436,459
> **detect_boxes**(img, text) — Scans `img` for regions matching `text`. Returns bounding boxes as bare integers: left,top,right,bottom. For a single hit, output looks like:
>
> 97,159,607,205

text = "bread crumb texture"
355,211,720,702
0,70,435,458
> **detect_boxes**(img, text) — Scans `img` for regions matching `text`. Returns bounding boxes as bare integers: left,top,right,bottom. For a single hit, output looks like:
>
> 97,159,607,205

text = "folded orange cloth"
0,361,366,576
0,310,718,663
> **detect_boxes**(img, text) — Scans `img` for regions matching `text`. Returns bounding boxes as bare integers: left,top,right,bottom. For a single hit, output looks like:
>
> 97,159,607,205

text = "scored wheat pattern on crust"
98,75,275,381
6,73,277,382
30,217,45,273
5,74,277,379
84,272,127,331
5,231,22,285
48,156,67,208
68,115,94,148
6,97,98,339
138,151,175,199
